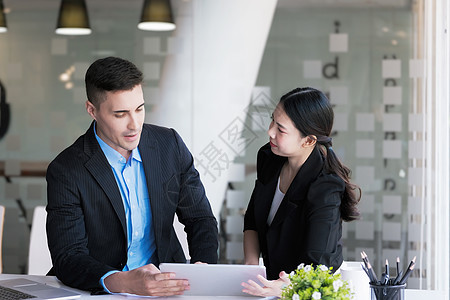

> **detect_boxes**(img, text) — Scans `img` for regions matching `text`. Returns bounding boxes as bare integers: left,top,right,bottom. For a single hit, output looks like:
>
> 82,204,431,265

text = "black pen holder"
370,283,406,300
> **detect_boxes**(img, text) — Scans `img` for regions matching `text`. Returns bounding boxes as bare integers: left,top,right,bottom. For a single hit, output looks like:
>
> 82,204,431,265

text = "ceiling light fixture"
138,0,176,31
56,0,91,35
0,0,7,33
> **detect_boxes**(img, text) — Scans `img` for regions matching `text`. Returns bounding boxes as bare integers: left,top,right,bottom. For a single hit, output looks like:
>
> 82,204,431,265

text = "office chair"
28,206,52,275
173,215,190,261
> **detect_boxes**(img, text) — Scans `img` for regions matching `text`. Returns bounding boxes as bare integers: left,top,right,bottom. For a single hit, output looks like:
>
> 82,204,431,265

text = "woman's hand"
241,271,290,298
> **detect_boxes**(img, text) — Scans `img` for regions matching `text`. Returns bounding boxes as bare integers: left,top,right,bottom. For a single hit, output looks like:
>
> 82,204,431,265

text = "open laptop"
0,278,81,300
159,263,266,297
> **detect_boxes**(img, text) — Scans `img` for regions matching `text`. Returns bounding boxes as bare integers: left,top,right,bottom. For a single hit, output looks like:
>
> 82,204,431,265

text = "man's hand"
104,264,189,296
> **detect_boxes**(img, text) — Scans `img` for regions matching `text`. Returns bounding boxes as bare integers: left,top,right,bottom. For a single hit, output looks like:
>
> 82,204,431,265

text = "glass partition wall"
222,0,449,293
262,3,417,286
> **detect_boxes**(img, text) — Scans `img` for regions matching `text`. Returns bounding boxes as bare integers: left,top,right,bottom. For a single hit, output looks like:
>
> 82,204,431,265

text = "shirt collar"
94,122,142,167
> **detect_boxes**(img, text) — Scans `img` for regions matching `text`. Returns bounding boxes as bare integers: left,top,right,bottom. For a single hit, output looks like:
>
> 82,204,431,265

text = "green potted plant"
281,264,353,300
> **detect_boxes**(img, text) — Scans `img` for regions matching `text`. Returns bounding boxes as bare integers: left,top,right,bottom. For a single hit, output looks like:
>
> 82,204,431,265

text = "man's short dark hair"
85,56,144,108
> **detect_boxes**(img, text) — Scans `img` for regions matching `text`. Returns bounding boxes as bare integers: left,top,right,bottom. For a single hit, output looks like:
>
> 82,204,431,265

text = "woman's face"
267,104,312,158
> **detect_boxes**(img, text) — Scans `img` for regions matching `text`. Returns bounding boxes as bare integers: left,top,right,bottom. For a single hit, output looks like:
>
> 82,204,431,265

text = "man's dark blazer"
244,143,344,280
46,122,218,292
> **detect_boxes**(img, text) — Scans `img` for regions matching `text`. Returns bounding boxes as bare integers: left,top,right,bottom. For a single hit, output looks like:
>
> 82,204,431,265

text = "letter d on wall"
322,56,340,79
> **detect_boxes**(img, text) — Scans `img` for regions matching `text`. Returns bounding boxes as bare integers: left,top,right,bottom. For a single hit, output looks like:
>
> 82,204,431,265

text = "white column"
149,0,277,218
422,0,449,293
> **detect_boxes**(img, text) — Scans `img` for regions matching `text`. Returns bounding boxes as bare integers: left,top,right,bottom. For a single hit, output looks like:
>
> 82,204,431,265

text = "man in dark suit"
46,57,218,296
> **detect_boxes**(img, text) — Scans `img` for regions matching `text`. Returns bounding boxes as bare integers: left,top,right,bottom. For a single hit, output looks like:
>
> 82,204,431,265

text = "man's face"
86,84,145,159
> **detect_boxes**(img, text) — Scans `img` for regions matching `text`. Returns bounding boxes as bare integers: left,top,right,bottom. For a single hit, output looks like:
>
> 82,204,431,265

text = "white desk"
0,274,267,300
0,274,447,299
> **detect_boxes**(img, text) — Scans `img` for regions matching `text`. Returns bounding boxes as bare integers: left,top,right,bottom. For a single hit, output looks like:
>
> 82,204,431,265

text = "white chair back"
173,215,190,261
0,205,5,273
28,206,52,275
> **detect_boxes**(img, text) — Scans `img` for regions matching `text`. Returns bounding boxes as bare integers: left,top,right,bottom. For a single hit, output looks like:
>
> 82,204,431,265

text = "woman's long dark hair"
279,87,361,221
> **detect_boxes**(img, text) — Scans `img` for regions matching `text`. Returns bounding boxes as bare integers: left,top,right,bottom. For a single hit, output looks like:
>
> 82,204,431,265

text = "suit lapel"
83,122,127,237
138,126,164,245
254,175,279,230
253,154,284,231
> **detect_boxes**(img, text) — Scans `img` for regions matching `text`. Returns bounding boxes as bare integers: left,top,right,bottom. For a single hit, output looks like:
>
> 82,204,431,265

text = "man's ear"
304,135,317,147
85,100,96,120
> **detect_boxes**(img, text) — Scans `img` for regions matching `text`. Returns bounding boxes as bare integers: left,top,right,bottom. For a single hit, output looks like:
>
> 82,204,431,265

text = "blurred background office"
0,0,448,294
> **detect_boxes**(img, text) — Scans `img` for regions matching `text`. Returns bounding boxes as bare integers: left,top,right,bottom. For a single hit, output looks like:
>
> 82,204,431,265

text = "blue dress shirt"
94,125,156,291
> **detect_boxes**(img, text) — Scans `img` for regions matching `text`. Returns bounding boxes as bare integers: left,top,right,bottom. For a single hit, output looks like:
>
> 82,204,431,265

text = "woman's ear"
304,135,317,147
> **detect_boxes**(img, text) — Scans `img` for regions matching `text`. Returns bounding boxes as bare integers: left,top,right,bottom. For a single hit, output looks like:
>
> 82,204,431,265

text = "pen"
366,261,378,284
384,259,389,284
360,252,371,280
396,257,400,276
362,251,369,262
399,256,416,285
408,256,416,269
381,272,389,285
361,262,371,280
361,251,368,265
381,259,389,285
361,251,379,283
360,251,370,272
360,258,374,282
393,270,403,285
361,251,372,272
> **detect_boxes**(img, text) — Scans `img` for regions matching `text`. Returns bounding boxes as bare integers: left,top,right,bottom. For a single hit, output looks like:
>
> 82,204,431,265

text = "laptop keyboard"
0,285,37,299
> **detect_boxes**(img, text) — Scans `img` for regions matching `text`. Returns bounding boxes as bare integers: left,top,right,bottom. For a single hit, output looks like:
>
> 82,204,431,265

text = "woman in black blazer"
242,87,360,297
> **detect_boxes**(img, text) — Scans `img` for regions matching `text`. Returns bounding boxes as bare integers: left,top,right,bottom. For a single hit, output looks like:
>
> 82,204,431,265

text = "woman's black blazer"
244,143,344,279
